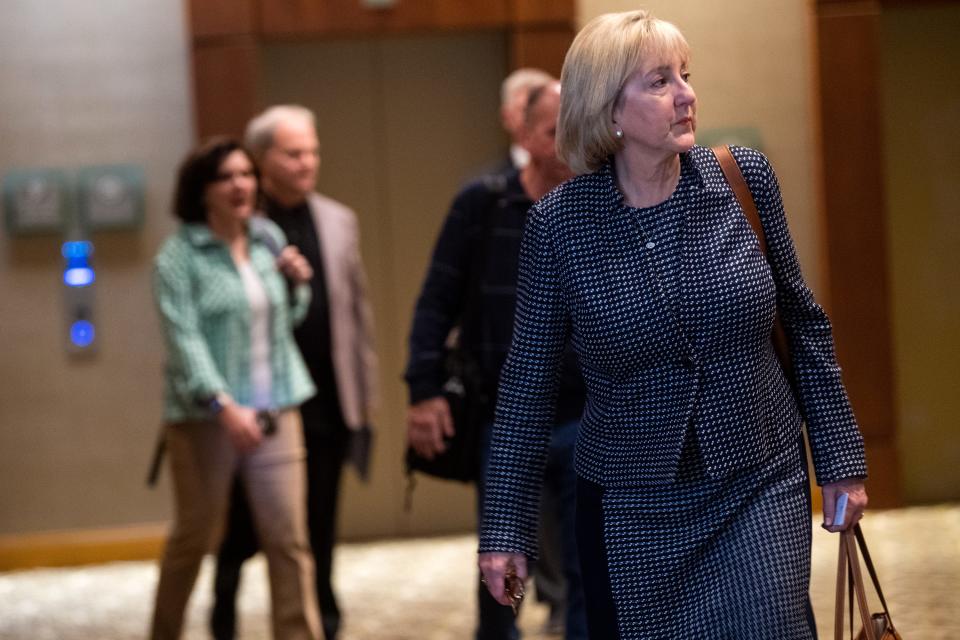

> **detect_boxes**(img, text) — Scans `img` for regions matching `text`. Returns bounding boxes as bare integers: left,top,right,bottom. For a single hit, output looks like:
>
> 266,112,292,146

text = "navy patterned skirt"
576,433,816,639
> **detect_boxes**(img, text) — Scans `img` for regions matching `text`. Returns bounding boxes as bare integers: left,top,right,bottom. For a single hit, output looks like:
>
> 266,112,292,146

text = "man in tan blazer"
210,105,378,640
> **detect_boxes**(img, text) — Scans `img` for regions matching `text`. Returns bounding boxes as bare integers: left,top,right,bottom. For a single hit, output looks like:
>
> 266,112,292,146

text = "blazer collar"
689,145,732,197
595,148,715,213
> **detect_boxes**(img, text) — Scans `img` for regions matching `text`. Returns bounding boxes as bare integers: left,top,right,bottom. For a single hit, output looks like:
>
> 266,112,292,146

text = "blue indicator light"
70,320,95,347
62,241,93,259
62,241,95,287
64,267,95,287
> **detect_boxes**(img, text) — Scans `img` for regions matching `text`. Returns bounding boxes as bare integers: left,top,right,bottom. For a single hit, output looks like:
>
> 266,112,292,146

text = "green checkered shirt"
153,221,316,422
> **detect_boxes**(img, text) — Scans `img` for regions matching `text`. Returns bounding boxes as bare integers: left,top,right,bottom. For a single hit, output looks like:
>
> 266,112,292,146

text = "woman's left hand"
276,246,313,284
821,477,868,532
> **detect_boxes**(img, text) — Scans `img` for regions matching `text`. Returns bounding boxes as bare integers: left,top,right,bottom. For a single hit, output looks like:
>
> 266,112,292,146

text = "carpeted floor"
0,504,957,639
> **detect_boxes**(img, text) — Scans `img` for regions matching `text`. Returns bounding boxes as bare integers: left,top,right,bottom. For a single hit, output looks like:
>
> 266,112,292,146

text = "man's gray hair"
244,105,316,158
500,68,554,108
524,80,560,128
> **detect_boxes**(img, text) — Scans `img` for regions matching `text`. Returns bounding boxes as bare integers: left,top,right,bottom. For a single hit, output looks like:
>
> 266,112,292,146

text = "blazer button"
683,355,698,370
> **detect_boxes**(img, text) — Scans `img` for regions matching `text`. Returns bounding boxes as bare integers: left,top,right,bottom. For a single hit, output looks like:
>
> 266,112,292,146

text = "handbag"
712,145,797,396
835,524,902,639
404,348,484,484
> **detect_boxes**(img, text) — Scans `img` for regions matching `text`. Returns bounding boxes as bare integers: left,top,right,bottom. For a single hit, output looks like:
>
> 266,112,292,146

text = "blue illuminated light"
62,240,95,287
70,320,95,348
61,241,93,259
64,267,95,287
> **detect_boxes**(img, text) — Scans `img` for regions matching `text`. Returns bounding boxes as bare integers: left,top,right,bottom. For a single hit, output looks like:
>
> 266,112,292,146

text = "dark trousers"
477,419,587,640
477,423,519,640
211,416,349,640
574,477,620,640
540,420,588,640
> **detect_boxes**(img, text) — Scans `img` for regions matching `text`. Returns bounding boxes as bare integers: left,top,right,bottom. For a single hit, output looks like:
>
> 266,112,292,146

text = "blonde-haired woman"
478,10,868,638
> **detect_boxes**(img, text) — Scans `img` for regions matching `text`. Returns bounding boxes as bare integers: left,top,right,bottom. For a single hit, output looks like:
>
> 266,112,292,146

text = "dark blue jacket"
480,146,867,557
404,170,585,425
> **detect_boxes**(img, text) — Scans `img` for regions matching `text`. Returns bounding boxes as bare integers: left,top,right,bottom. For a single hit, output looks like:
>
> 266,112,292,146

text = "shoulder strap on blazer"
711,145,798,399
712,145,767,254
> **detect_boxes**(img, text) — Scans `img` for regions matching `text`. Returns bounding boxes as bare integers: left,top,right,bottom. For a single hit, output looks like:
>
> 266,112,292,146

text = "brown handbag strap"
711,145,798,396
834,529,877,640
854,524,897,628
713,145,767,253
848,569,855,640
834,533,865,640
835,533,848,640
846,530,879,640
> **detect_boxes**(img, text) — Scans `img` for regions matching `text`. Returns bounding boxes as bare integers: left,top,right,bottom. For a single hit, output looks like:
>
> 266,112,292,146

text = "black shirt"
264,194,345,432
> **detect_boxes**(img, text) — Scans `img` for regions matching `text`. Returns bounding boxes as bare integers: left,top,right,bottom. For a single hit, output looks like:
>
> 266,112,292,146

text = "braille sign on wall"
77,164,145,231
2,169,68,235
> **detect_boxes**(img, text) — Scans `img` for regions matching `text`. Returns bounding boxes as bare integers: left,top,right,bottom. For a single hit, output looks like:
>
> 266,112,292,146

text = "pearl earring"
615,128,624,139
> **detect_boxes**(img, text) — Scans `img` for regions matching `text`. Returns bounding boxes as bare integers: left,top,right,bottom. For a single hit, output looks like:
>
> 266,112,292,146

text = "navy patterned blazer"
479,146,867,558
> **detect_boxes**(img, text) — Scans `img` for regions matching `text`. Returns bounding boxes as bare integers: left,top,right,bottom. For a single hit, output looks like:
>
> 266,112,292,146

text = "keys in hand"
504,563,525,615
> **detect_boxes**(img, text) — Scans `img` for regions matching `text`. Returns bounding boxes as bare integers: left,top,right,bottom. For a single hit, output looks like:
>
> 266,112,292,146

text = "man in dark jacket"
405,81,587,640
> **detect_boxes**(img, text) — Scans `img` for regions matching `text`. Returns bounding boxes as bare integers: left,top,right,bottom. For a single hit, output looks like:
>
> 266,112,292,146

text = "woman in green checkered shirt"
150,138,322,640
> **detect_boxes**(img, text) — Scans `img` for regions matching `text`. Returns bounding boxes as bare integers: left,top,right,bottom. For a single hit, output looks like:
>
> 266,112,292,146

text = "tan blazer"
307,193,379,430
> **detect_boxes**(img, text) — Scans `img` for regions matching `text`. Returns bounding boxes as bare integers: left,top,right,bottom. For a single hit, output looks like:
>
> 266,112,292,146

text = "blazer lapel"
308,194,344,303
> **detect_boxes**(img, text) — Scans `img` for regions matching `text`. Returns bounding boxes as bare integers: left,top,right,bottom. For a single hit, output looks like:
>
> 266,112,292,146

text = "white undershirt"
237,261,272,409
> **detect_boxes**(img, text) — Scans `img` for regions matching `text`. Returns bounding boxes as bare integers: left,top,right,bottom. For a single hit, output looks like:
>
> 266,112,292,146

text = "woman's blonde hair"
557,10,690,175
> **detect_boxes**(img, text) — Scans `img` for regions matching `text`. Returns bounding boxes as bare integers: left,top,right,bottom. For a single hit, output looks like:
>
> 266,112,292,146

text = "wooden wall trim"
818,0,880,17
816,1,900,506
806,0,832,308
187,0,257,39
191,39,260,140
0,523,166,571
186,0,574,142
254,0,575,39
881,0,960,5
185,0,574,142
509,26,575,76
258,0,511,38
511,0,576,26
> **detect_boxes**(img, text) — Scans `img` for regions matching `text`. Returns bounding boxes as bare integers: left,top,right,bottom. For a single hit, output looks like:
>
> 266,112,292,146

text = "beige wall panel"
0,2,193,534
880,4,960,503
259,32,508,539
378,33,509,537
577,0,827,297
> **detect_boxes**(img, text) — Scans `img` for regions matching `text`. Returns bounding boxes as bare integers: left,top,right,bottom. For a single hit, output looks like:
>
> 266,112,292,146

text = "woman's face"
612,54,696,158
204,150,257,226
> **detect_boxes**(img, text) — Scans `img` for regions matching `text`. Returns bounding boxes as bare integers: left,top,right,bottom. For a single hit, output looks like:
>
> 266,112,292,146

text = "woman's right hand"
218,404,263,454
